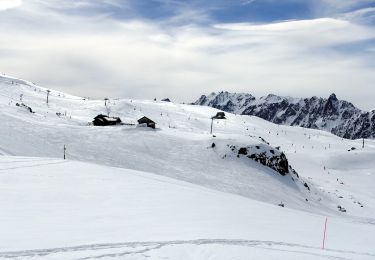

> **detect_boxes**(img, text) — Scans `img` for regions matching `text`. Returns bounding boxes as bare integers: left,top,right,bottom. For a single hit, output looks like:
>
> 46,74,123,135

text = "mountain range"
194,92,375,139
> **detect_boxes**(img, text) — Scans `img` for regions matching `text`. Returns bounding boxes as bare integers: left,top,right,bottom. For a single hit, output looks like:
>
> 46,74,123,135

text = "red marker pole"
322,217,328,250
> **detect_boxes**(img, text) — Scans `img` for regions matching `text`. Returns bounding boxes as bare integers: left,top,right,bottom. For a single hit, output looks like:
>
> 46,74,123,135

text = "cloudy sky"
1,0,375,109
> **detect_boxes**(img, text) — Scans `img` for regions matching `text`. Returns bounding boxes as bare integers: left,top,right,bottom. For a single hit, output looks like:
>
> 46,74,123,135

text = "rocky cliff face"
194,92,375,139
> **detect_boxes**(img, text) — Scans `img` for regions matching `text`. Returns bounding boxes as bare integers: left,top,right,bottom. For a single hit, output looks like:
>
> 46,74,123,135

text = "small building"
93,114,122,126
212,112,226,119
137,116,156,129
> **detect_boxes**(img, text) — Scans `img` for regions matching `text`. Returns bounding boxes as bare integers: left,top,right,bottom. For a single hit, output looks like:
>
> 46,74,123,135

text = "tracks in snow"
0,158,67,172
1,239,374,260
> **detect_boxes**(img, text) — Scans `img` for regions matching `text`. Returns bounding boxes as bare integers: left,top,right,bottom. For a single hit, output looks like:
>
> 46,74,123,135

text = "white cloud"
0,0,22,11
311,0,375,18
0,1,375,109
341,7,375,24
241,0,257,5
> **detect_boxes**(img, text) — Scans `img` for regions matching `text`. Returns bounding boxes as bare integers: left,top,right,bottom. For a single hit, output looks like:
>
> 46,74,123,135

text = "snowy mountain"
194,91,375,139
1,75,375,259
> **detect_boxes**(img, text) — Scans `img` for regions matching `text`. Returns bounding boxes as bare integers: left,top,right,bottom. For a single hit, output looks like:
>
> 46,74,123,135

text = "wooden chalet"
137,116,156,129
93,114,122,126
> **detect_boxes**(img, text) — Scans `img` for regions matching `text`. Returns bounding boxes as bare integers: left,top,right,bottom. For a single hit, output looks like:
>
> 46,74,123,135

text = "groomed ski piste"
0,74,374,259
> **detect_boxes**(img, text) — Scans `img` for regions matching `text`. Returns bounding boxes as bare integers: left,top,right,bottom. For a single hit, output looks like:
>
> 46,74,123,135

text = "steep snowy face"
194,92,375,139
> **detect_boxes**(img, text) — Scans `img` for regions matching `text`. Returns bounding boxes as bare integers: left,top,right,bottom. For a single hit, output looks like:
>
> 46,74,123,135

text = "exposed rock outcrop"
229,143,298,177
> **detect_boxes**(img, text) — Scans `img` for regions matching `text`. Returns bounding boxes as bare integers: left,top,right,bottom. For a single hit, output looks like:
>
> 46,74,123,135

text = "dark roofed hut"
137,116,156,129
212,112,226,119
93,114,122,126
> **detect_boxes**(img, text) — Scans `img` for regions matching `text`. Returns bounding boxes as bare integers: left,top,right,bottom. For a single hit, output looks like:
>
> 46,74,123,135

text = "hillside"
194,91,375,139
0,75,320,213
1,156,375,259
1,75,375,259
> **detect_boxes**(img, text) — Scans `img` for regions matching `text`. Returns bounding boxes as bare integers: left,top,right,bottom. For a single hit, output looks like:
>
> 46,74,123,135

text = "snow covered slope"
0,75,321,214
1,74,375,217
0,156,374,260
1,75,375,258
194,91,375,139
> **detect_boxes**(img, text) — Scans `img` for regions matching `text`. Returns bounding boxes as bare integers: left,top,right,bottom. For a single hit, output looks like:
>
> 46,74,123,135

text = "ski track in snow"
0,160,67,171
1,239,373,260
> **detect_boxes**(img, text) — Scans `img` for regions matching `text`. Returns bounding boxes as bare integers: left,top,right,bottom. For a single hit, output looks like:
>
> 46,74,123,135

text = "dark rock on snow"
16,103,34,113
230,143,298,176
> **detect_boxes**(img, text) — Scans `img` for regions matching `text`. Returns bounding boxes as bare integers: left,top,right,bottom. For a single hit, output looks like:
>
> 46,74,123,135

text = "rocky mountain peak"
328,93,338,101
